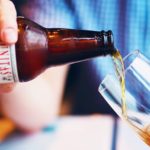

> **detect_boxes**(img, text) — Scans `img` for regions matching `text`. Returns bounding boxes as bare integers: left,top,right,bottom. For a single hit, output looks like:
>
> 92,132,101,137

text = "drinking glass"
99,50,150,146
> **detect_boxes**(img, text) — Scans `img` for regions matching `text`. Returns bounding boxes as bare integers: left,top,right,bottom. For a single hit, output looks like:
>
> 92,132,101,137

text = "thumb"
0,0,18,44
0,0,17,92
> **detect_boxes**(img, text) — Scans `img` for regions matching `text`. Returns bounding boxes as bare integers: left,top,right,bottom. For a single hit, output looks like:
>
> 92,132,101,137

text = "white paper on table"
49,116,114,150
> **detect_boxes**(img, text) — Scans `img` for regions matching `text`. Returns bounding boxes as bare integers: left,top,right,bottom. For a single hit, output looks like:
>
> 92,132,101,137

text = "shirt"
13,0,150,126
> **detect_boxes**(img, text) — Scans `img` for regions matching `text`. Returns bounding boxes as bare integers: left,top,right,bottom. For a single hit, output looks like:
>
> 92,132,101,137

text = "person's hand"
0,0,69,134
0,0,18,93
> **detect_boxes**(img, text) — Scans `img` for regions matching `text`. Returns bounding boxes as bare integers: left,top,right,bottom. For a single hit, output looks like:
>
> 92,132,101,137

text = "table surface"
0,115,149,150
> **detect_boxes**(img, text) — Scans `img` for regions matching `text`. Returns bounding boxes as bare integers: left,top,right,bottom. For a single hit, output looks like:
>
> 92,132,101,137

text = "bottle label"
0,44,19,83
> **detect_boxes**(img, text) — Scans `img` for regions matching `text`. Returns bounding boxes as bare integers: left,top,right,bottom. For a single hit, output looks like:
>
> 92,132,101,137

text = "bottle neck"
45,28,117,66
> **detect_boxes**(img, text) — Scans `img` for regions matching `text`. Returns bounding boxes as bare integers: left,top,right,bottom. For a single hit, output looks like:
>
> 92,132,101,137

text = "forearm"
1,65,69,132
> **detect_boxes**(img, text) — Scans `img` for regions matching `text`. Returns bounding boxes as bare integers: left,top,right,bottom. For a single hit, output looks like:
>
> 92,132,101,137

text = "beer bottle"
0,17,117,83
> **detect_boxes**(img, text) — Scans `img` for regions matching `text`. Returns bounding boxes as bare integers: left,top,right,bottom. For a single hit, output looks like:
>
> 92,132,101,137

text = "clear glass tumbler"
99,50,150,146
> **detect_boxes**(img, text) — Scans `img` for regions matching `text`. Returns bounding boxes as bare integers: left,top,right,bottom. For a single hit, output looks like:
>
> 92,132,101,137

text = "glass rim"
98,74,114,93
123,49,140,62
123,49,140,72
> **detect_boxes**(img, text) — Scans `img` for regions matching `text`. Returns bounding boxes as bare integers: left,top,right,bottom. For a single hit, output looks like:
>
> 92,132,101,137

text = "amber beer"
112,52,150,146
0,17,117,83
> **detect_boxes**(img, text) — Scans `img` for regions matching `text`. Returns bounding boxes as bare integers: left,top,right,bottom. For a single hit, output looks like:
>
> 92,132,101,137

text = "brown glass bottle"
0,17,117,83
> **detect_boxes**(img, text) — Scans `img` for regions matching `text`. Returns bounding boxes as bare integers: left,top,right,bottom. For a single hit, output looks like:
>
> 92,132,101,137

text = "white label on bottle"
0,44,19,83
